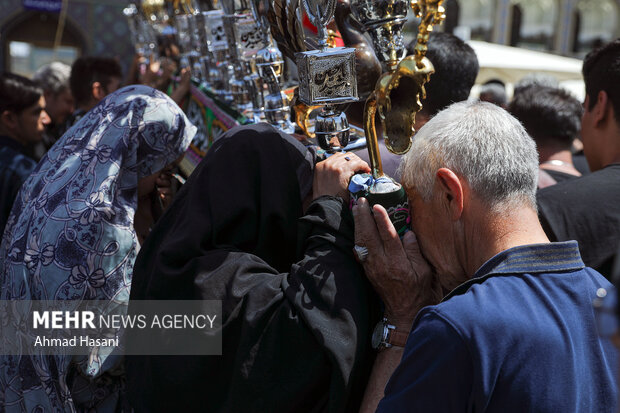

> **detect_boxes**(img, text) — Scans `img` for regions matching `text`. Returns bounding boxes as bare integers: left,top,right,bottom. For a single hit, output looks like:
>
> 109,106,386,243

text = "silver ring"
344,156,351,161
353,245,369,262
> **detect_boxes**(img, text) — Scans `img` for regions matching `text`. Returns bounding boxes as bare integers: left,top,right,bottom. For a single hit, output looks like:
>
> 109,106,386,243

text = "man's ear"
0,110,18,131
436,168,464,221
92,81,106,101
592,90,610,127
413,110,430,133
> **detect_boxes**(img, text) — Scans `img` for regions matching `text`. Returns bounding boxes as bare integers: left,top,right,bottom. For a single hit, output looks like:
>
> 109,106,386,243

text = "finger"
371,204,406,257
343,158,371,175
402,231,421,260
403,231,431,275
340,153,371,174
402,231,418,256
324,154,369,176
352,198,383,257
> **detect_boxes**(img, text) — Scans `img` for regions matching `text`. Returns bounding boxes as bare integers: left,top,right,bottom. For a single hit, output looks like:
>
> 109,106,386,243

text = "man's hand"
353,198,439,327
312,152,370,202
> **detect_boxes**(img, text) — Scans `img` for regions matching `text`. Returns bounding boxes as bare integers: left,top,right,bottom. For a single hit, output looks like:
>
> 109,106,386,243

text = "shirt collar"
444,241,585,301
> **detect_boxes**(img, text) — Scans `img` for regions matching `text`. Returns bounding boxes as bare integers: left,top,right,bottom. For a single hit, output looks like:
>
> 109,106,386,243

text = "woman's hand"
312,152,370,202
156,171,176,210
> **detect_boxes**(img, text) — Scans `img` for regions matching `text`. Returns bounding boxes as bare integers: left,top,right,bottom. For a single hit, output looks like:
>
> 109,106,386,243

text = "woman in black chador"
126,123,378,412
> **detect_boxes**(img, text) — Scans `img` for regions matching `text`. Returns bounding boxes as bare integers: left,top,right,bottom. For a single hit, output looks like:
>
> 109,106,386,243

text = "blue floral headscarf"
0,85,195,412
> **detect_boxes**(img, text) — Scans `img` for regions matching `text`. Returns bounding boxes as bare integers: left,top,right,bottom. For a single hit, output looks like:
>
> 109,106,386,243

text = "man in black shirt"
537,39,620,279
0,73,50,234
510,85,583,187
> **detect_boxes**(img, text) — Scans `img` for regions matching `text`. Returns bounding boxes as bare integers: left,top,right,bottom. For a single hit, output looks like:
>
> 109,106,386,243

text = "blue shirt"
377,241,618,412
0,135,36,235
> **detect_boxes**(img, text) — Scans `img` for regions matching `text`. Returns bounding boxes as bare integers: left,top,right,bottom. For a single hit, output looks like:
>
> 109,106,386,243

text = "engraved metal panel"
296,47,358,105
203,10,228,51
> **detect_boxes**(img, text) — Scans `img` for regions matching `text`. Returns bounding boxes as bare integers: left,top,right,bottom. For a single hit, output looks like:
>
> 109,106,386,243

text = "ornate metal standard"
337,0,445,236
202,9,233,101
175,12,201,73
141,0,170,43
220,0,263,117
123,3,158,63
296,0,358,152
251,0,295,132
351,0,444,178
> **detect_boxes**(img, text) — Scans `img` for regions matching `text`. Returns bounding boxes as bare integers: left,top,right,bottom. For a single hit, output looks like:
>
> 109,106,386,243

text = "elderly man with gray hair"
353,101,617,412
32,61,74,152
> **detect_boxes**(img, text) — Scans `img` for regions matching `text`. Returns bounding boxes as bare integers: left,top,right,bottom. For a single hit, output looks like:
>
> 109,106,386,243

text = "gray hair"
399,101,539,212
33,62,71,95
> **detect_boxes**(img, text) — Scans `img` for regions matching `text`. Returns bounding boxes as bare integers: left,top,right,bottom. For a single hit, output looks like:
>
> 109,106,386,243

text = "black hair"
513,73,558,96
70,56,123,106
407,32,479,116
0,72,43,114
509,85,582,149
479,83,507,106
582,38,620,123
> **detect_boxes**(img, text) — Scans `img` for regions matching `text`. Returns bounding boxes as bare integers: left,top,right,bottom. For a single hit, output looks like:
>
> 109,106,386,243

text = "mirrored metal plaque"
296,47,357,105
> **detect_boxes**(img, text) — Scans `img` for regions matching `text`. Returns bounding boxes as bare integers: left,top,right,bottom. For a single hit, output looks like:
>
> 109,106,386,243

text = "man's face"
405,181,467,293
104,77,122,97
15,96,51,145
93,77,122,104
581,94,603,171
44,88,74,125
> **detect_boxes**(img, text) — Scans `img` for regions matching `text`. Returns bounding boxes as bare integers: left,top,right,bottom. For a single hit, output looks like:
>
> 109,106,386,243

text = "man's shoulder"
538,165,620,204
426,266,605,337
0,146,36,179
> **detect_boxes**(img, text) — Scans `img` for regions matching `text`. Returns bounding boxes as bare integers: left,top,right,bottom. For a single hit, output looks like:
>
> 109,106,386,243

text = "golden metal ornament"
411,0,446,67
362,0,445,177
142,0,166,17
172,0,196,14
326,29,340,48
364,56,434,176
293,96,320,139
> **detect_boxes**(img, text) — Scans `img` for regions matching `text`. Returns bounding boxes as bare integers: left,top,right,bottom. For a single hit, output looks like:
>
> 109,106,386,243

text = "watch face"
371,321,385,349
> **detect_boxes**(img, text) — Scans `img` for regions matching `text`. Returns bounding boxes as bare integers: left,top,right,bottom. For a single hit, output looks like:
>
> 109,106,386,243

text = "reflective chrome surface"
350,0,408,69
315,108,350,151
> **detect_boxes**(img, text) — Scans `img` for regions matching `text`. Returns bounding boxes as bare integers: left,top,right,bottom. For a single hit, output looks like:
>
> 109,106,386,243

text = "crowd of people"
0,31,619,413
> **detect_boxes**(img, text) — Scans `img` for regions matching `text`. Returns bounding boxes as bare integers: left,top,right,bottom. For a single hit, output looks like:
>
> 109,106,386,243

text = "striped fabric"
445,241,584,301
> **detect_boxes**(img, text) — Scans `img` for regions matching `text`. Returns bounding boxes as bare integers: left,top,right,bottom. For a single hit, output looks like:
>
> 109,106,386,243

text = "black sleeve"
126,197,378,413
536,191,559,242
0,169,23,235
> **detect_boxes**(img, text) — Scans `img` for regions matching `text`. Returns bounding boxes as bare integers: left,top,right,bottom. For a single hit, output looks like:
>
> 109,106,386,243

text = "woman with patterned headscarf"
0,85,195,412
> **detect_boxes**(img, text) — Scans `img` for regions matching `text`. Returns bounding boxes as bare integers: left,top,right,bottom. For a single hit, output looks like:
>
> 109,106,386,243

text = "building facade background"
436,0,620,56
0,0,134,76
0,0,618,78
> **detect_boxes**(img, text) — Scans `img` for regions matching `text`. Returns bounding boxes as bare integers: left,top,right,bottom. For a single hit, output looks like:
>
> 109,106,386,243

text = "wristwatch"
371,318,409,349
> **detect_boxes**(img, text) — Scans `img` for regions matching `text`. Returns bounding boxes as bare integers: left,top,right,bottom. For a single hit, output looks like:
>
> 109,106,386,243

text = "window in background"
573,0,617,57
510,0,558,51
9,41,78,78
459,0,493,41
